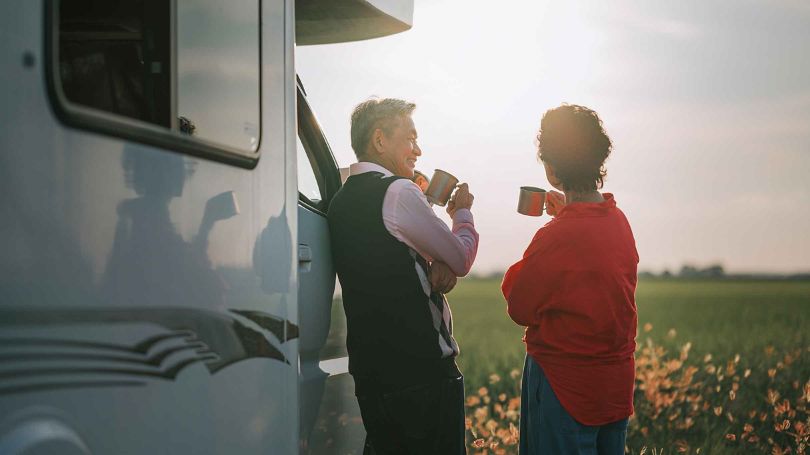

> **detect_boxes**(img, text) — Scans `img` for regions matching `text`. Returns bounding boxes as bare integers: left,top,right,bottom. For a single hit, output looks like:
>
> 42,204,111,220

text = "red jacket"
502,193,638,425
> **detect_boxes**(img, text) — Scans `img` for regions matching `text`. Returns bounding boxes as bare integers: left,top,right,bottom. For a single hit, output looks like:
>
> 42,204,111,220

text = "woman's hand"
545,190,566,216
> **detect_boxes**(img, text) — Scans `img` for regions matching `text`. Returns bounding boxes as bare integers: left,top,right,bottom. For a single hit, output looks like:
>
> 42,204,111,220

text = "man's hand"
545,190,566,217
446,183,474,218
429,261,458,294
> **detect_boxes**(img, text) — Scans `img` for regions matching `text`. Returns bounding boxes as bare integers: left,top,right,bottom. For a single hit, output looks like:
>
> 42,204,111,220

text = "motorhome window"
57,0,260,153
297,135,323,206
296,90,341,211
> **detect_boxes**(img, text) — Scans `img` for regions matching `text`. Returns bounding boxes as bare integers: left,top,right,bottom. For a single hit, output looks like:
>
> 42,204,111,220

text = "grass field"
450,278,810,454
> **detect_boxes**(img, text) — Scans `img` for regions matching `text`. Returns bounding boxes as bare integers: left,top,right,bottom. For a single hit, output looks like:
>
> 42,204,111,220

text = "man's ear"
371,128,386,156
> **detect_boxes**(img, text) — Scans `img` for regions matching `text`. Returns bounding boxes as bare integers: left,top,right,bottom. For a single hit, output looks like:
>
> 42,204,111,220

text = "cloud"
606,8,702,41
770,0,810,14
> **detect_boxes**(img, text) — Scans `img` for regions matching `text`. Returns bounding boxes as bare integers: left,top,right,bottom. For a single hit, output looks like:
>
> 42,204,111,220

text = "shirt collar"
557,193,617,217
349,161,393,178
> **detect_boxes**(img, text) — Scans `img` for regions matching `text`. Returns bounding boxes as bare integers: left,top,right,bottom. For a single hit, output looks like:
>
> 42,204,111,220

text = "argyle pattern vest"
327,171,459,390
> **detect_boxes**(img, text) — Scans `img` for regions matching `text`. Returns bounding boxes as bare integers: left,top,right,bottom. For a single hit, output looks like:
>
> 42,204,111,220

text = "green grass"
452,278,810,387
450,277,810,453
450,278,525,386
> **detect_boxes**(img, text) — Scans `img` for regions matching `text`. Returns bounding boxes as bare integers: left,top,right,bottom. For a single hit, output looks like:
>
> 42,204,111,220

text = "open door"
295,84,365,453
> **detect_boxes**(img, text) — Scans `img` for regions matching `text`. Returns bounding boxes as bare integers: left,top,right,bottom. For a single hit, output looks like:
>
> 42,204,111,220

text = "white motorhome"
0,1,413,453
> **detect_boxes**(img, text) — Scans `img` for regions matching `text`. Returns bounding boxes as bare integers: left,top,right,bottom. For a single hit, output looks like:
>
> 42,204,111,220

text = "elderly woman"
502,104,639,455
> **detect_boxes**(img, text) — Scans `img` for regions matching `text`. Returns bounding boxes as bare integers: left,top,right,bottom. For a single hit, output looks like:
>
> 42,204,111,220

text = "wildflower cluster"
465,324,809,454
465,370,522,454
632,324,808,454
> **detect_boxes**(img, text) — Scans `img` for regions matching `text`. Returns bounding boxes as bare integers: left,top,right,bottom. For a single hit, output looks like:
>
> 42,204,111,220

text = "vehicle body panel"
0,0,410,453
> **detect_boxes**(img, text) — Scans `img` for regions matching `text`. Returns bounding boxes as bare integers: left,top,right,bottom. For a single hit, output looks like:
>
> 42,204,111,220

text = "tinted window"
296,90,341,211
297,135,322,204
57,0,260,153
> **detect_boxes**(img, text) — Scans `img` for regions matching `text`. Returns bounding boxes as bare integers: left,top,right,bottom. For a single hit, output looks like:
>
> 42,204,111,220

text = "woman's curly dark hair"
536,104,612,192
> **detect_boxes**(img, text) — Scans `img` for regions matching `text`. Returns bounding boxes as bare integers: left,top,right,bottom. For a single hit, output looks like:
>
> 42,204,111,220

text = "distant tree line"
638,264,726,279
470,265,810,281
638,264,810,281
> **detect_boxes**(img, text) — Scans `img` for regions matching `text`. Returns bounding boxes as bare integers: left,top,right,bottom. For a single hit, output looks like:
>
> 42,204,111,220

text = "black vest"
327,171,459,392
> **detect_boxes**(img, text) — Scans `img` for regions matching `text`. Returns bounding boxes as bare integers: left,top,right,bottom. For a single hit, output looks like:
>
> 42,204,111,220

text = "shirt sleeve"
502,229,552,327
383,179,479,277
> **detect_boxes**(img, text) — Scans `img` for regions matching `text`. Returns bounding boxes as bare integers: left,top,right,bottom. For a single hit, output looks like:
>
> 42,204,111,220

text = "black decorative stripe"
285,320,299,340
0,331,193,354
206,322,289,373
230,310,286,342
0,355,216,381
148,343,215,364
133,332,197,353
0,380,146,396
0,343,211,367
0,308,294,388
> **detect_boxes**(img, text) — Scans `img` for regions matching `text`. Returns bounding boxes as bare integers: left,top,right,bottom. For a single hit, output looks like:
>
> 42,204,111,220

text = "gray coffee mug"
425,169,459,207
517,186,546,216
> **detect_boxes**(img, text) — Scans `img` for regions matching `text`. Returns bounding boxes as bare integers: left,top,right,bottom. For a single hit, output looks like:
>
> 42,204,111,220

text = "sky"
296,0,810,275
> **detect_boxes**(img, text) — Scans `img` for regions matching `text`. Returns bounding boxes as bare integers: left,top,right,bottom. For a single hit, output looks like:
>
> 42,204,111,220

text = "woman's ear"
543,161,563,190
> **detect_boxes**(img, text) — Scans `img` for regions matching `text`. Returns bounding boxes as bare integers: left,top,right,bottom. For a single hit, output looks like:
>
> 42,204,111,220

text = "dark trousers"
357,376,467,455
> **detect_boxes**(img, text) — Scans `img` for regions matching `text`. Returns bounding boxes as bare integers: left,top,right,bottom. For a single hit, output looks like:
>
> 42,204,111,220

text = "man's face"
379,115,421,178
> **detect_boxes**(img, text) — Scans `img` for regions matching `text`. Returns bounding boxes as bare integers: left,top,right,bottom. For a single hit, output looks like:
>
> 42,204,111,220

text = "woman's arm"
502,231,552,326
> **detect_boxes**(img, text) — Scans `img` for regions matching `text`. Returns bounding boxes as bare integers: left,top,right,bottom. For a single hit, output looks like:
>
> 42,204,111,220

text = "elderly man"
328,98,478,454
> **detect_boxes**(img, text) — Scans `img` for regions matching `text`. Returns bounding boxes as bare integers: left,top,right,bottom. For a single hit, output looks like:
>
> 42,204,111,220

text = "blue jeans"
519,355,628,455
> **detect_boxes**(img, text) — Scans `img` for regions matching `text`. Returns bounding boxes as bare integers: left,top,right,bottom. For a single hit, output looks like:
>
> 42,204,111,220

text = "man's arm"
383,180,478,277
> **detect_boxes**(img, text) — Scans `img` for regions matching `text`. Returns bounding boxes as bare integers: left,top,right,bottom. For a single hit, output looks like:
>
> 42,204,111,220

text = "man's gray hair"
350,97,416,159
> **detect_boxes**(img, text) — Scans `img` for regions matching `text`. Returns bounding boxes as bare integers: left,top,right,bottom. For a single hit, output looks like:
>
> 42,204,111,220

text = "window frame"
44,0,263,169
296,134,324,208
296,85,341,216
